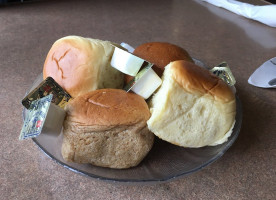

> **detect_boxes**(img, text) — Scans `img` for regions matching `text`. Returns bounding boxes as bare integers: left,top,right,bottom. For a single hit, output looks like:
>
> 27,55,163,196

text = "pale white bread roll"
147,60,236,148
43,36,124,98
62,89,154,169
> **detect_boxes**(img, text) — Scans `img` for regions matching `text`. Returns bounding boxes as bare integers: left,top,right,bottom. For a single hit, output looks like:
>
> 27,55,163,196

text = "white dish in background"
248,57,276,88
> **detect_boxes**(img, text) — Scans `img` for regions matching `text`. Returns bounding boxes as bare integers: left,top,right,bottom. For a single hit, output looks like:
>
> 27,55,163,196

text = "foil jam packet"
22,77,71,109
210,62,236,86
19,95,53,140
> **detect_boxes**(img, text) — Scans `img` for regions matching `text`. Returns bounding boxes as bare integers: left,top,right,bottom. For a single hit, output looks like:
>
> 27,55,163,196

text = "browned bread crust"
171,60,235,103
43,36,124,98
62,89,154,168
125,42,194,83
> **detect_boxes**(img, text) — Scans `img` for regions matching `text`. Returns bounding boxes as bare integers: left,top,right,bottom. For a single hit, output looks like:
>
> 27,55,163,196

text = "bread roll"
147,60,236,148
125,42,194,83
43,36,124,98
62,89,154,169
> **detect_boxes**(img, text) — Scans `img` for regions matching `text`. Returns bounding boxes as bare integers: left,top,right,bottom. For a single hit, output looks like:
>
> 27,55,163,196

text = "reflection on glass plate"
23,68,242,185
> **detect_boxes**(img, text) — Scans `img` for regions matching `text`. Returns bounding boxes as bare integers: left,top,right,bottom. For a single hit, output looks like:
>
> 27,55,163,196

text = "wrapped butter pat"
111,44,162,99
131,68,162,99
120,42,135,53
123,62,162,99
111,46,145,76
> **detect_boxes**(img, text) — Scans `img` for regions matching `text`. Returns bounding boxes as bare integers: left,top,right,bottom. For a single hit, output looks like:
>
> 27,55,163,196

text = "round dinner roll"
61,89,154,169
43,36,124,98
125,42,194,83
147,60,236,148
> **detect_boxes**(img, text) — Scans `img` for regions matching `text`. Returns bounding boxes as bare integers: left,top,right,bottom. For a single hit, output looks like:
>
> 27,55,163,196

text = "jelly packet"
210,62,236,86
19,94,66,140
22,77,71,109
20,95,52,140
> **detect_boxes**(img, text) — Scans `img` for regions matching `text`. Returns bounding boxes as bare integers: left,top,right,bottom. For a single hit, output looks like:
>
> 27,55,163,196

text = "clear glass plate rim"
22,60,242,184
30,96,242,184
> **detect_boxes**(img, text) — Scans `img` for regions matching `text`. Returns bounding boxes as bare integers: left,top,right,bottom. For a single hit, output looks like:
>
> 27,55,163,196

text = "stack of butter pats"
20,35,236,169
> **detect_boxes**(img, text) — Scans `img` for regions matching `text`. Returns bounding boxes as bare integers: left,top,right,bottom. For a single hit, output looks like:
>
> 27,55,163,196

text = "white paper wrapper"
201,0,276,27
111,46,145,76
112,44,162,99
131,68,162,99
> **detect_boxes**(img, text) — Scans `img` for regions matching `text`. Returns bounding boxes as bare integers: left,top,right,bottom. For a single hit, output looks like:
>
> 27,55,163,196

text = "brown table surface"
1,0,275,199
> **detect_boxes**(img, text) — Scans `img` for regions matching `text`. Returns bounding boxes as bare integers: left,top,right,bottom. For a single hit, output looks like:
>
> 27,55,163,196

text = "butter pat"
120,42,134,53
112,45,162,99
131,68,162,99
111,46,145,76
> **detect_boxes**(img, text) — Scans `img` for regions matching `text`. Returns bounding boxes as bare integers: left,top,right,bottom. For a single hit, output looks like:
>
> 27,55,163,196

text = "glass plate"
23,71,242,185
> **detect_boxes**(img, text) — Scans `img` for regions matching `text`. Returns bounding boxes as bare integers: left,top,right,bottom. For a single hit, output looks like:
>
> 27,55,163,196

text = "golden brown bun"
171,60,235,103
125,42,194,83
43,36,124,98
62,89,154,169
65,88,151,125
147,60,236,147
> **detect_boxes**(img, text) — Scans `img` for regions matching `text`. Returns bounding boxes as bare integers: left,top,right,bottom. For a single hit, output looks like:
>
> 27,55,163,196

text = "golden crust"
170,60,235,103
43,36,124,98
65,89,151,126
62,88,154,168
147,60,236,147
125,42,194,83
43,36,97,97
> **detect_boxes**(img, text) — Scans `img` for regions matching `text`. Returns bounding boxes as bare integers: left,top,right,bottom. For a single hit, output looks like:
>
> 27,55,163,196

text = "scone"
147,60,236,147
43,36,124,98
62,89,154,169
